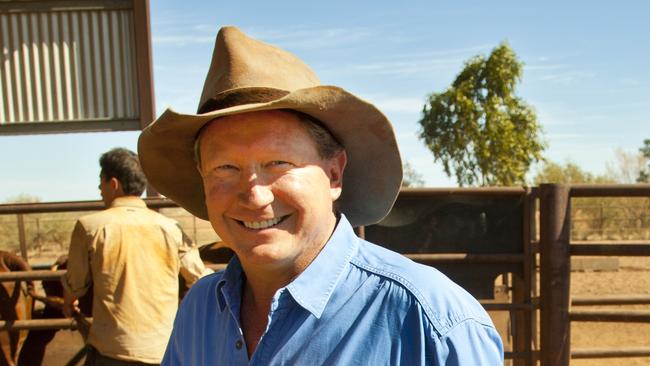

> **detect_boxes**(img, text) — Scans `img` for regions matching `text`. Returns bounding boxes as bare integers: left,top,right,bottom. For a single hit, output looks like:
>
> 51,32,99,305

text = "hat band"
197,88,290,114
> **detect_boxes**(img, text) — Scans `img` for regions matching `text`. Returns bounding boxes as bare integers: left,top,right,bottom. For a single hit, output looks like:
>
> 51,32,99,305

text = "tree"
605,148,647,184
3,193,41,204
638,139,650,183
419,42,545,186
402,161,425,187
533,160,611,185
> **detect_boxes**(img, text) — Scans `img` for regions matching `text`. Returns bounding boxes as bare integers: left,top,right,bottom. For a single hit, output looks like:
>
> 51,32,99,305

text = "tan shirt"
63,196,212,363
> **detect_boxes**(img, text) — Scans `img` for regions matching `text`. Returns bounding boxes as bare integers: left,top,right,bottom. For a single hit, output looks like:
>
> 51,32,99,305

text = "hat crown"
198,26,321,113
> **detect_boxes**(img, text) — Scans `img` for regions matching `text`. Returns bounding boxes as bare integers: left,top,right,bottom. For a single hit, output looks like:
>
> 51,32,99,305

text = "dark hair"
194,109,344,166
289,110,344,159
99,148,147,196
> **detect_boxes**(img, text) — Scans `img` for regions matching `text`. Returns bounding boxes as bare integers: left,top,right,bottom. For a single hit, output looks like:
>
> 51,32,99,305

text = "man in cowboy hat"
139,26,503,365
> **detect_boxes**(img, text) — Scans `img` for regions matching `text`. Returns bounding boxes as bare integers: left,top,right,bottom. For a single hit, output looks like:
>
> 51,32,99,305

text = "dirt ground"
41,331,85,366
569,256,650,366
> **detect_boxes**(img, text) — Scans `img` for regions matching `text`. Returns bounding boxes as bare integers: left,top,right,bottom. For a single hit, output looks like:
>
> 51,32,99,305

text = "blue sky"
2,1,649,202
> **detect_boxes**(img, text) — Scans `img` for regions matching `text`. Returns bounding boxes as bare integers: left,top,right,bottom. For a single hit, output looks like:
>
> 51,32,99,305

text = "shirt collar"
216,256,244,313
109,196,147,209
286,214,359,319
214,214,360,318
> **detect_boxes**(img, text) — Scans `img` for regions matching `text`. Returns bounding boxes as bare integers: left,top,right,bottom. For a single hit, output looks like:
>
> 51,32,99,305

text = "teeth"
243,216,282,229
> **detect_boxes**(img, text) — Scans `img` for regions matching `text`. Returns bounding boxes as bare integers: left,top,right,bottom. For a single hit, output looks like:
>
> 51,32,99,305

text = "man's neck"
236,258,299,322
237,212,341,356
240,278,272,358
105,194,139,207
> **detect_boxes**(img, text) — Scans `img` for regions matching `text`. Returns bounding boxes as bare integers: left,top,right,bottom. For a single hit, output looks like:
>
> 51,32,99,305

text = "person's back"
63,148,211,365
76,198,191,361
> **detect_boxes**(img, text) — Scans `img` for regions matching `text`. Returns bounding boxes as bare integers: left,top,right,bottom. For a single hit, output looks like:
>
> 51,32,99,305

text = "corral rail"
1,185,650,366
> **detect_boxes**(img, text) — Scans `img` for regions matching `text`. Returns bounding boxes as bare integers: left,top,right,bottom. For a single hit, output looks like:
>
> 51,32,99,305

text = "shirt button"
235,339,243,350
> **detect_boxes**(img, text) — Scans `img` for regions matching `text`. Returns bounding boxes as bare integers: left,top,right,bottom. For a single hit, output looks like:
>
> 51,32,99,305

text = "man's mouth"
240,215,288,230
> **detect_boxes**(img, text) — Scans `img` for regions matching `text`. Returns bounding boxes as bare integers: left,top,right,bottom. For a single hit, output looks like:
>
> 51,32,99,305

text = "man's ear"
328,150,347,201
110,177,124,195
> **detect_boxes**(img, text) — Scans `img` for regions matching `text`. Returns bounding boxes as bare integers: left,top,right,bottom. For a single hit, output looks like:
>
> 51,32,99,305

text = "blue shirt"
163,215,504,365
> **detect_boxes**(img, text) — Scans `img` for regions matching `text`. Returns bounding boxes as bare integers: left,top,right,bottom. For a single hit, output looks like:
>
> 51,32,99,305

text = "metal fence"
540,184,650,365
571,199,650,241
0,198,219,261
1,184,650,365
360,187,536,365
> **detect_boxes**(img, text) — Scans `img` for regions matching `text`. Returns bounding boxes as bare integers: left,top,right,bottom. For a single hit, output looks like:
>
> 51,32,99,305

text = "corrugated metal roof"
0,3,140,127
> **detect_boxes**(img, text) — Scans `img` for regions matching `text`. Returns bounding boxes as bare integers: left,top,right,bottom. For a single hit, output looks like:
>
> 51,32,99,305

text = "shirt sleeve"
176,224,213,286
62,220,92,298
431,319,504,365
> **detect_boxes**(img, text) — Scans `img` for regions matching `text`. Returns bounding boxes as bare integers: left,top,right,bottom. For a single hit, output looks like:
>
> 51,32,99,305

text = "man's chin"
238,244,295,267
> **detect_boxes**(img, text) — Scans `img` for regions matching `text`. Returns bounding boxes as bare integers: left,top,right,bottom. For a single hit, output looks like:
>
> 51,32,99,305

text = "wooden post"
132,0,155,131
132,0,159,198
17,214,28,260
539,184,571,366
512,187,535,366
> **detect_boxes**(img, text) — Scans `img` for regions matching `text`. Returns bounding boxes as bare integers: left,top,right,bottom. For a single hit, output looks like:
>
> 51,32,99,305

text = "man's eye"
215,164,238,171
268,161,295,168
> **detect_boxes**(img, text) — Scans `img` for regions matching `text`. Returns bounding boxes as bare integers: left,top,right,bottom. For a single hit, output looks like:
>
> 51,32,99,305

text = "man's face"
98,173,115,207
198,110,346,270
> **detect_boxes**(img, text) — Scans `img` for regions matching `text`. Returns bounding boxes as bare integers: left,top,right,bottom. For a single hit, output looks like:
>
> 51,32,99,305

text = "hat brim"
138,85,402,227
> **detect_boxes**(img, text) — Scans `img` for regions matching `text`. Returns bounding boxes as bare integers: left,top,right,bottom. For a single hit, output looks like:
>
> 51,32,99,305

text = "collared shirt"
163,215,504,365
63,196,212,363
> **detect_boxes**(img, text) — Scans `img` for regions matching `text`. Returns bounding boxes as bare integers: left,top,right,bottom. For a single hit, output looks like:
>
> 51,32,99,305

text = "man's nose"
238,177,273,209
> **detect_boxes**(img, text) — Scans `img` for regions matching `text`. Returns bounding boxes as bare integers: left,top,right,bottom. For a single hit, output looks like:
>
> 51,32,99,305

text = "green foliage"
638,139,650,183
531,160,649,241
533,160,612,185
573,197,650,241
402,161,425,187
419,42,545,186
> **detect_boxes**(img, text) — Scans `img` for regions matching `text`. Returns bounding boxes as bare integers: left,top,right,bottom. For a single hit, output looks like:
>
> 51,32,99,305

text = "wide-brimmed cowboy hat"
138,26,402,227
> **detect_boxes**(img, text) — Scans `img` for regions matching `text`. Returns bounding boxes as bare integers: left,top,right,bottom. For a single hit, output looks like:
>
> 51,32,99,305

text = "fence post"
512,187,535,366
17,214,28,260
539,184,572,366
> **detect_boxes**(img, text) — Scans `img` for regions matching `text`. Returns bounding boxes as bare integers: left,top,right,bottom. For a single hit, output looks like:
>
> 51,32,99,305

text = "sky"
1,0,649,203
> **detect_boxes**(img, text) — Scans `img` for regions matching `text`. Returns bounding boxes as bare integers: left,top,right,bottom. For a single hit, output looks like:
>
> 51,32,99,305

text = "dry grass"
0,208,220,267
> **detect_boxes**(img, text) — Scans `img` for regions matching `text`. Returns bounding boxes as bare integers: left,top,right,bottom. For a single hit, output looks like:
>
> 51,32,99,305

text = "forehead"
198,110,315,150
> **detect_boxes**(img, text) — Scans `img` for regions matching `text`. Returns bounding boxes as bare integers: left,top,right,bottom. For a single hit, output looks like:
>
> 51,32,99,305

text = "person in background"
62,147,212,366
139,26,504,365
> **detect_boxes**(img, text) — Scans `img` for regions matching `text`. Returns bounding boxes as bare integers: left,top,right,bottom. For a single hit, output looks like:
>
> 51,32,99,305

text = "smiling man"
138,26,503,365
